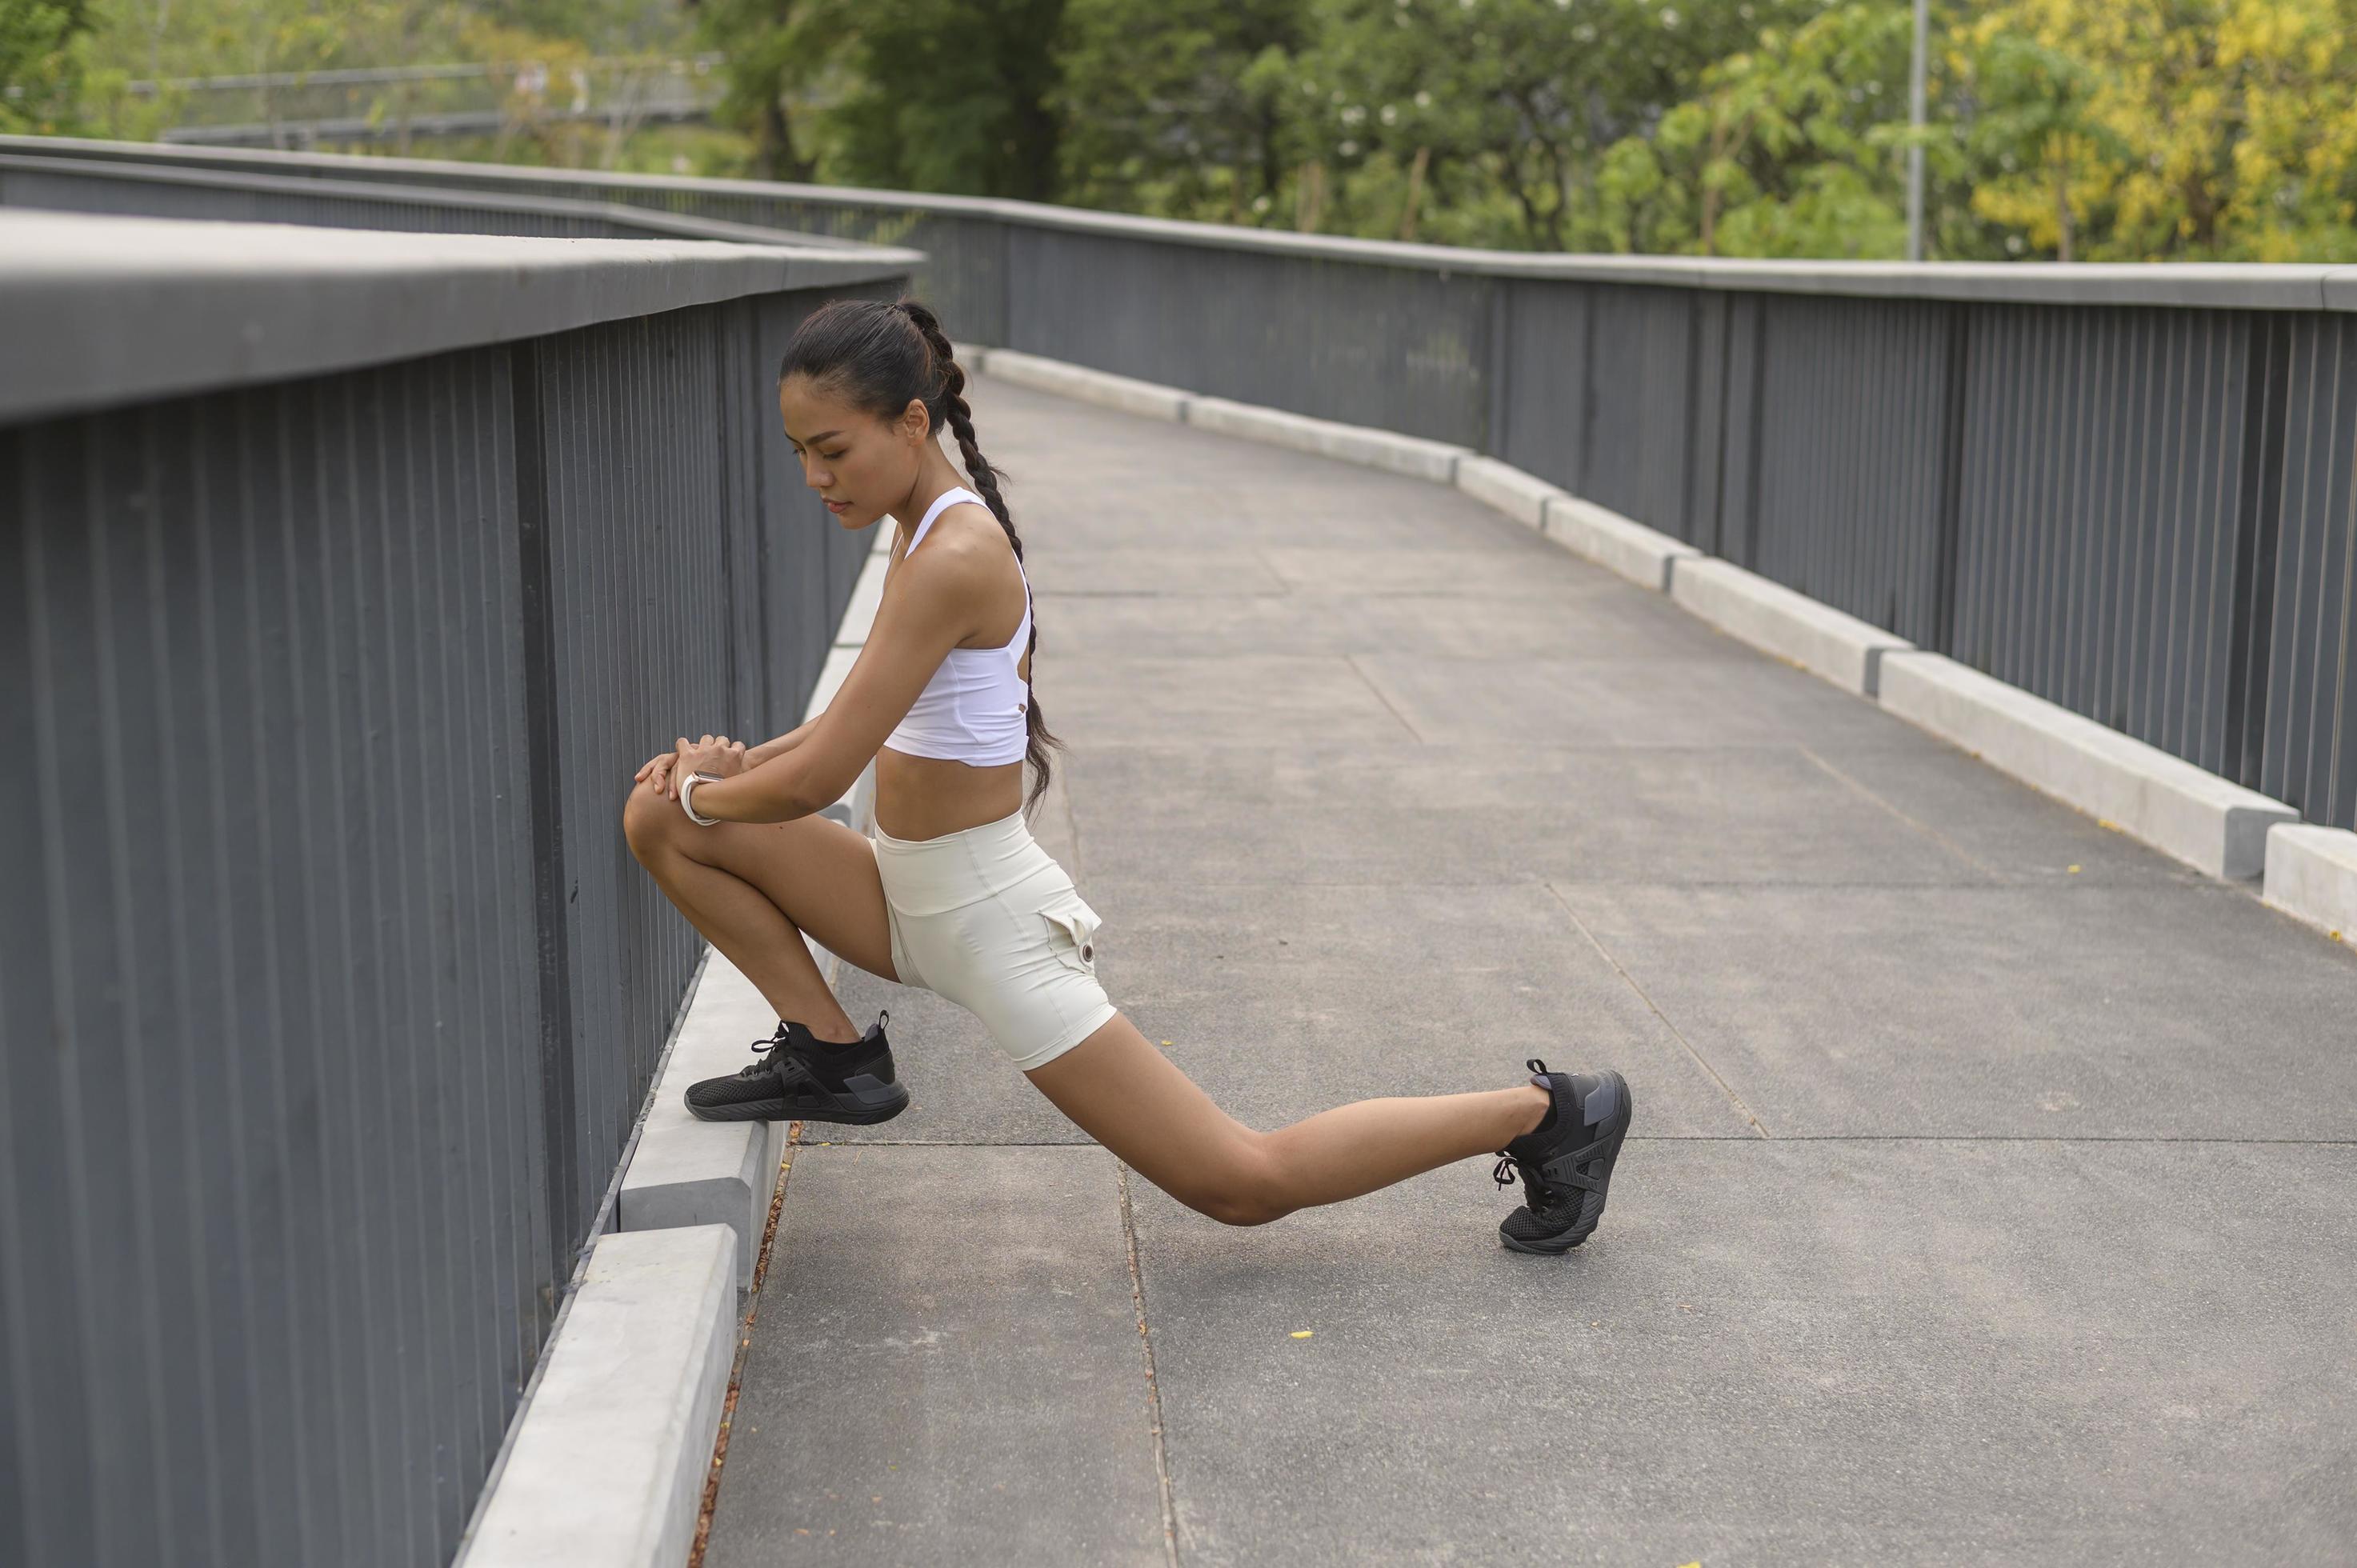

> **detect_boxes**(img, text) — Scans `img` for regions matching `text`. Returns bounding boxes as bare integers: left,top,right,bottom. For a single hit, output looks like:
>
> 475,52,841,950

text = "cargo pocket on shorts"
1038,891,1102,976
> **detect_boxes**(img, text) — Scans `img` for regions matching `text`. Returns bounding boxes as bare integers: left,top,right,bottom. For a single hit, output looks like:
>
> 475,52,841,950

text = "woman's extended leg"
620,777,898,1042
1024,1011,1551,1226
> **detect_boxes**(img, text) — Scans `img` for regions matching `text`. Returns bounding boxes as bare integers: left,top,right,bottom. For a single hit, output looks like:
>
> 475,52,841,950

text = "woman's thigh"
894,870,1110,1070
655,787,901,985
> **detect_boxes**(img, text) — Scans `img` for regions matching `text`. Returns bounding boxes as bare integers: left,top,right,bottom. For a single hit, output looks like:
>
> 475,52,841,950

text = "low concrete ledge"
1671,558,1913,697
1540,495,1701,592
2264,826,2357,940
615,956,790,1290
1453,455,1561,530
1183,395,1467,482
456,1224,737,1568
985,348,1191,421
1878,652,2298,880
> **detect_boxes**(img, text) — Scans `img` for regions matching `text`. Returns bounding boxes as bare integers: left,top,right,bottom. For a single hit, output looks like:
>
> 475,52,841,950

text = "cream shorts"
867,806,1120,1072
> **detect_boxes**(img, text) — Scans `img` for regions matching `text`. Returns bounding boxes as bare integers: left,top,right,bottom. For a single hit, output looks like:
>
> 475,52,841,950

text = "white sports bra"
880,486,1033,766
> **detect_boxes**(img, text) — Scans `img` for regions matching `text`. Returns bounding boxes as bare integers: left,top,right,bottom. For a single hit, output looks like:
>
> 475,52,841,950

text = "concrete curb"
1671,558,1914,698
1878,652,2298,880
1539,495,1700,592
985,347,1189,421
616,961,793,1292
454,1224,738,1568
1183,396,1467,482
1452,454,1560,530
2263,826,2357,940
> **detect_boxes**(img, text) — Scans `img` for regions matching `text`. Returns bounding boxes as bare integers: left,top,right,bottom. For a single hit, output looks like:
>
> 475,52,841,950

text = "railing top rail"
0,206,922,424
0,150,882,250
8,134,2355,313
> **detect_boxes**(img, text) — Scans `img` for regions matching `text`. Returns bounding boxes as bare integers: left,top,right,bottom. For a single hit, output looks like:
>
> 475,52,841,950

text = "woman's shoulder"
893,507,1016,610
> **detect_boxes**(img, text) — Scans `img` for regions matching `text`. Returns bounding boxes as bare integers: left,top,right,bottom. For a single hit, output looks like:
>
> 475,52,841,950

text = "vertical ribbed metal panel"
1495,278,1593,501
535,306,734,1241
2263,314,2357,826
1953,306,2255,776
1571,285,1699,539
1,289,874,1566
1746,294,1954,637
2,354,538,1566
1002,225,1491,448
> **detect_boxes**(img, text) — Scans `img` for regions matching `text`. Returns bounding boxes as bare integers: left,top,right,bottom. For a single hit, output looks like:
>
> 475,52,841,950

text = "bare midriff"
873,746,1026,841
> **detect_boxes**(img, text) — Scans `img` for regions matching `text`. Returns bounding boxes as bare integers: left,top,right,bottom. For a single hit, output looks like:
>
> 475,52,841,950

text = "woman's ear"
898,398,931,443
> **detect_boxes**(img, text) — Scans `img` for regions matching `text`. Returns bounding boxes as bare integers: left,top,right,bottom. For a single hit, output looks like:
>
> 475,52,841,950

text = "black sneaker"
682,1009,910,1125
1491,1058,1634,1254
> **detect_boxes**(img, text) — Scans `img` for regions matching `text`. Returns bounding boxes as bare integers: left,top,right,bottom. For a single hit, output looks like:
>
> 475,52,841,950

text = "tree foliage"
1,0,97,135
26,0,2357,258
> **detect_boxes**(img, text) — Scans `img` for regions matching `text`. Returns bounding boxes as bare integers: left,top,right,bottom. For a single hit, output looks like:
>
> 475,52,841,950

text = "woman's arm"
689,540,979,824
744,718,818,769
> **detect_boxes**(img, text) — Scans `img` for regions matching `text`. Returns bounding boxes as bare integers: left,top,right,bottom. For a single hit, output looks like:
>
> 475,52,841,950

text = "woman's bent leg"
1025,1012,1550,1226
621,778,900,1042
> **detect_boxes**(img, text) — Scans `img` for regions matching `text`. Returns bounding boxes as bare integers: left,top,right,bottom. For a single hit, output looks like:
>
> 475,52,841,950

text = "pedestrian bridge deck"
702,373,2357,1565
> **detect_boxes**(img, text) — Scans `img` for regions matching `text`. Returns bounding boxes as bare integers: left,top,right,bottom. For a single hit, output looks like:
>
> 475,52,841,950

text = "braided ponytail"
777,294,1063,819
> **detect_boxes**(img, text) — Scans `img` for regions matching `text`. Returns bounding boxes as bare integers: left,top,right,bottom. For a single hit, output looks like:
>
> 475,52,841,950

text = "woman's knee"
1177,1134,1295,1228
621,776,678,859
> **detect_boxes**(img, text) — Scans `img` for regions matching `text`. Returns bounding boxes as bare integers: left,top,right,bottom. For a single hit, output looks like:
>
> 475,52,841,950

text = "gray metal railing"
0,204,918,1566
9,135,2351,830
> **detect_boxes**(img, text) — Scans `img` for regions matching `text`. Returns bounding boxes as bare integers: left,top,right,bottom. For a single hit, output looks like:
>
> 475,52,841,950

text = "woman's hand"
636,749,678,799
635,734,746,801
674,734,747,790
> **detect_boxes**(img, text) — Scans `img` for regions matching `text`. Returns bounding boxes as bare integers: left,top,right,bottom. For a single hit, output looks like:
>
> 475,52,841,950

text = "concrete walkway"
702,378,2357,1566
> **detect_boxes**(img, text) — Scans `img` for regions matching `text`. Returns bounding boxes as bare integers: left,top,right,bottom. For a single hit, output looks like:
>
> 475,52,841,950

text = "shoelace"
737,1010,890,1078
734,1022,790,1080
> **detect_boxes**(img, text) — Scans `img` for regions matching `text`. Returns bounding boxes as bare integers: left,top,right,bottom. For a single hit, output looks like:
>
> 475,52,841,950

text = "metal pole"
1907,0,1928,262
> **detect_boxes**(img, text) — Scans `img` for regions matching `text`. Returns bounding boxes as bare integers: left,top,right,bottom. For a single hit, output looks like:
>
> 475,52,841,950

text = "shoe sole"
683,1083,911,1126
1499,1070,1634,1256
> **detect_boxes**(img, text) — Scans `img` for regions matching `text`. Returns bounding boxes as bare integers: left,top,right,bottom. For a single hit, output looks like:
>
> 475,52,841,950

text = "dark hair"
778,295,1062,819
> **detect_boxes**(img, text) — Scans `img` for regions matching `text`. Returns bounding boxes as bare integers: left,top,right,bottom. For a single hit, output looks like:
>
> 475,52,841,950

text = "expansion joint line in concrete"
686,1119,806,1568
1795,745,2006,881
1543,882,1773,1139
1116,1160,1183,1568
1343,650,1429,742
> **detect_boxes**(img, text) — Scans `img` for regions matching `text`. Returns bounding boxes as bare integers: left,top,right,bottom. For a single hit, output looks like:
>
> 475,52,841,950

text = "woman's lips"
825,499,851,514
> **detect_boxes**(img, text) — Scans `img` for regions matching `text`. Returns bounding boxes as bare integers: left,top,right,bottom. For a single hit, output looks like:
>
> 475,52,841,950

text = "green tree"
1050,0,1309,222
1259,0,1827,250
779,0,1068,198
689,0,819,179
1602,1,1931,258
1,0,96,134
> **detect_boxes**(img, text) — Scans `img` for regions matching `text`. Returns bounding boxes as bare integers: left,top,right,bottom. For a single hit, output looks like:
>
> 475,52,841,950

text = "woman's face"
778,374,926,532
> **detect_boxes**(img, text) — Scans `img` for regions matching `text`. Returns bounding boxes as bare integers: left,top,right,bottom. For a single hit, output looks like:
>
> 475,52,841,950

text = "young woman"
620,296,1633,1254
